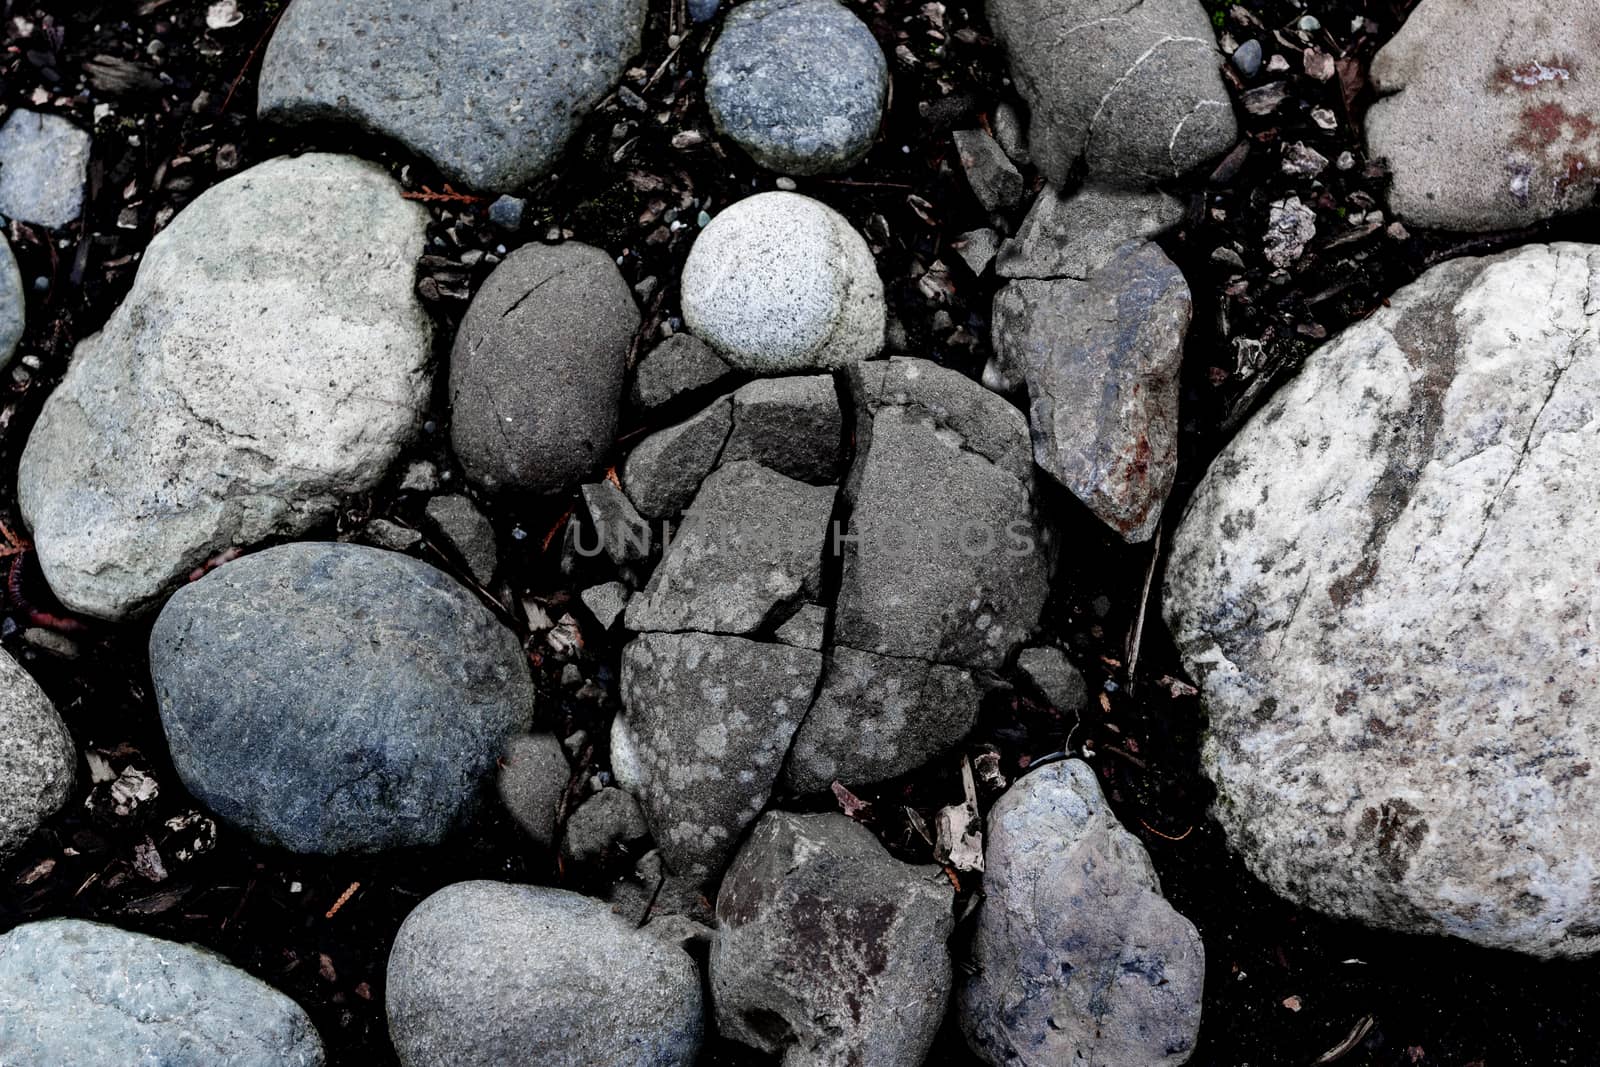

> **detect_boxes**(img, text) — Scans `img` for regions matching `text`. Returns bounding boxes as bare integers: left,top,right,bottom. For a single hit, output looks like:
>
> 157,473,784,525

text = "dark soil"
2,1,1598,1065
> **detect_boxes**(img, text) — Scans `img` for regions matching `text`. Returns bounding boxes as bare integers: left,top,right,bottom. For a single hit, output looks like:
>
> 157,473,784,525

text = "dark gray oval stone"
150,542,533,854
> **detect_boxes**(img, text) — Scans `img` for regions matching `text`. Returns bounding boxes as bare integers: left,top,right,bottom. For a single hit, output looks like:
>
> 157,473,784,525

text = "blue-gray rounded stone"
706,0,887,175
150,542,533,854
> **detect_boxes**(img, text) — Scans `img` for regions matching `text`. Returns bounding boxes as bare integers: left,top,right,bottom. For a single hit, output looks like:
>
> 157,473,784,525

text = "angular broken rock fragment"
997,184,1186,284
258,0,646,190
960,760,1204,1066
581,479,654,566
623,396,734,519
986,0,1236,187
625,461,835,636
450,242,638,496
720,375,846,484
713,811,955,1066
18,153,432,620
953,128,1027,213
992,240,1191,543
614,631,822,878
630,332,736,413
422,494,497,587
1166,243,1600,957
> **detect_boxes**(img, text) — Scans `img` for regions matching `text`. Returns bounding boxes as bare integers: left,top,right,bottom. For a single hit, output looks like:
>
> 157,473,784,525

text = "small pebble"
487,195,526,231
1231,39,1263,78
1298,14,1321,32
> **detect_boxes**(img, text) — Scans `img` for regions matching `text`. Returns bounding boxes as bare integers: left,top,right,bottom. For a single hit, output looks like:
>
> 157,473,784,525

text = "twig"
401,184,491,205
1138,818,1194,842
220,6,286,116
1125,521,1162,694
1313,1015,1376,1064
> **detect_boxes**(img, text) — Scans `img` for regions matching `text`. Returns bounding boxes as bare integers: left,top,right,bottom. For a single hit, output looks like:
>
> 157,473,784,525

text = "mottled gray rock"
992,101,1030,165
835,358,1048,666
0,110,90,227
681,192,884,372
423,494,496,586
626,461,834,635
0,919,325,1066
714,812,954,1066
723,375,845,484
450,242,637,496
960,760,1204,1066
581,479,653,565
706,0,887,175
1166,243,1600,957
563,786,649,863
487,194,526,231
387,881,702,1067
1017,646,1087,710
785,645,980,792
18,154,431,620
631,333,735,412
611,848,716,927
987,0,1236,186
954,128,1026,212
0,237,22,363
955,228,1001,275
497,732,570,847
259,0,645,190
582,581,631,630
623,397,733,519
357,518,422,553
774,603,829,650
992,240,1190,542
997,184,1185,281
1367,0,1600,230
615,631,822,878
0,649,74,857
150,543,533,854
1231,38,1263,78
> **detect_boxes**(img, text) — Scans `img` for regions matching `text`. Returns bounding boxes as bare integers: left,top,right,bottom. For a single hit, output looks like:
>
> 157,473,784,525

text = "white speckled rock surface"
0,649,74,858
680,192,884,372
1165,243,1600,957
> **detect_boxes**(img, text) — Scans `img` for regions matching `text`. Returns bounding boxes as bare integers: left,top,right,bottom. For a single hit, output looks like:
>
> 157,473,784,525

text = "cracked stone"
623,397,734,519
581,479,654,565
1016,646,1087,711
423,494,497,586
722,375,846,484
630,333,736,413
953,128,1027,212
997,183,1184,282
1166,243,1600,957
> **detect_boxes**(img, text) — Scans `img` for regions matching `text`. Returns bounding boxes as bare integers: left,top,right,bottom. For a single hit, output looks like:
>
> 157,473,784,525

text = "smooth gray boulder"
497,732,570,847
714,812,954,1066
423,494,497,586
631,333,735,412
615,631,822,878
0,649,74,857
0,110,91,227
1367,0,1600,230
18,153,432,620
387,881,702,1067
623,397,735,519
681,192,884,372
562,786,649,864
0,919,325,1066
992,240,1191,542
150,543,533,854
625,461,834,636
258,0,646,190
451,242,638,496
706,0,887,175
996,184,1185,281
0,237,22,362
986,0,1236,186
723,375,846,484
960,760,1204,1066
1166,243,1600,957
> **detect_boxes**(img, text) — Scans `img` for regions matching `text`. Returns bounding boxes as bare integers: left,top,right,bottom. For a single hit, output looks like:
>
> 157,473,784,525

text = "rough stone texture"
581,480,654,566
1164,243,1600,957
582,581,631,630
722,375,846,484
680,192,885,372
954,128,1026,212
386,881,702,1067
631,332,735,412
0,110,91,227
1366,0,1600,231
423,494,497,586
706,0,887,175
624,397,734,518
0,237,22,362
626,461,834,635
562,786,649,863
997,184,1185,281
986,0,1237,187
992,240,1191,542
615,631,822,878
258,0,645,190
960,760,1204,1066
150,543,534,854
18,154,431,621
785,645,981,792
713,812,955,1066
0,649,74,857
774,603,829,650
955,228,1001,276
1017,646,1087,710
497,732,570,847
0,919,325,1066
450,242,638,496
